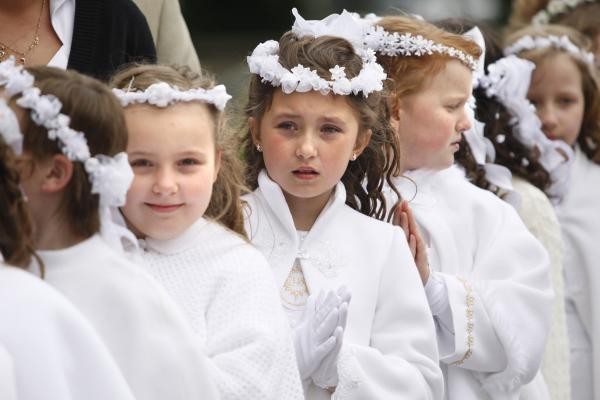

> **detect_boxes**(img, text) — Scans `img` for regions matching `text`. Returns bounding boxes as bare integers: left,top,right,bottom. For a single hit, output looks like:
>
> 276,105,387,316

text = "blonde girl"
505,24,600,400
111,63,303,400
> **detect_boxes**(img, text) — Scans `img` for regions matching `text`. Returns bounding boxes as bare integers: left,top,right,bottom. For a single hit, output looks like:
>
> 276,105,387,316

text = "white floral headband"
532,0,596,25
476,54,574,204
112,81,232,111
504,34,595,67
363,25,479,71
246,8,386,97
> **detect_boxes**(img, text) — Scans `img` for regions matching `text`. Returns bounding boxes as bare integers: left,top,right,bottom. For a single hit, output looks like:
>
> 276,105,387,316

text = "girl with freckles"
111,64,303,400
370,15,554,399
240,9,443,400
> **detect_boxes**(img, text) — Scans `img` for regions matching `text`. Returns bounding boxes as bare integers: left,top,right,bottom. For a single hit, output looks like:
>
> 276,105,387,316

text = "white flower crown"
504,34,595,67
532,0,596,25
112,81,231,111
363,25,479,71
246,8,386,97
476,55,574,204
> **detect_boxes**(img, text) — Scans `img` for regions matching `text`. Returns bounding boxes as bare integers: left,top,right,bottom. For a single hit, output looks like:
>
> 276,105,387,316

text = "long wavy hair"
0,137,43,274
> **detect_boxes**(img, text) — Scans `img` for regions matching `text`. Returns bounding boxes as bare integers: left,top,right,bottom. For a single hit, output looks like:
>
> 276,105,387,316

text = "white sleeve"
331,230,443,400
437,204,553,395
205,251,303,400
424,270,455,356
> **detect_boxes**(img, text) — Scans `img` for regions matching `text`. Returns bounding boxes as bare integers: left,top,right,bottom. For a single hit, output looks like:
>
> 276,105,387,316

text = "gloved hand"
312,287,351,389
293,292,341,381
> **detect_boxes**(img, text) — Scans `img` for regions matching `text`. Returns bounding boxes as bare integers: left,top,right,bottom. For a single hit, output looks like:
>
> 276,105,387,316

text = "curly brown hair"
0,136,43,273
110,64,248,237
505,24,600,164
239,32,401,221
435,19,552,194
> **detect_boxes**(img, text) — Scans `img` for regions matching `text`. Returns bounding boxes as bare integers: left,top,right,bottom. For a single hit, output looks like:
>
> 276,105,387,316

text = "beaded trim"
452,277,474,366
364,26,479,71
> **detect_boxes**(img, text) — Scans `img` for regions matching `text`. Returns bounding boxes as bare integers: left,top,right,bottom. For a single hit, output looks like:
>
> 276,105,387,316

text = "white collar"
142,217,210,255
256,169,347,245
47,0,74,69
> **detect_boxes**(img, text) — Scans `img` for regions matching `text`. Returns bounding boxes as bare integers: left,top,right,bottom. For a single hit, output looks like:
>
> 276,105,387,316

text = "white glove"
293,292,341,381
311,287,351,389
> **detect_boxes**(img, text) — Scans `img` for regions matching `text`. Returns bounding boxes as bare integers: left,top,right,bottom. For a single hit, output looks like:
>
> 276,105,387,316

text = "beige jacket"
131,0,200,71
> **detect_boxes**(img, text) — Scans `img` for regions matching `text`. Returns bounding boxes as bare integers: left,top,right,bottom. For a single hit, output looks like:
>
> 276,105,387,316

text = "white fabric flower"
0,57,35,97
85,153,134,208
291,8,369,51
145,82,173,107
280,72,300,94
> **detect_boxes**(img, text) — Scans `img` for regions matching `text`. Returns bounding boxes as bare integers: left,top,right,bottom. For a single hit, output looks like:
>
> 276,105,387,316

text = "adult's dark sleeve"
67,0,157,81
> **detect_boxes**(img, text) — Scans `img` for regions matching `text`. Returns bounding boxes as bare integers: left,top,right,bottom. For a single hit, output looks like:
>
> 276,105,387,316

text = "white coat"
387,166,553,400
0,265,135,400
244,170,444,400
555,146,600,400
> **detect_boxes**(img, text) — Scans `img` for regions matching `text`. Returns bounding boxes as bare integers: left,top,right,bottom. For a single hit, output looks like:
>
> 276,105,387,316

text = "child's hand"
393,200,430,285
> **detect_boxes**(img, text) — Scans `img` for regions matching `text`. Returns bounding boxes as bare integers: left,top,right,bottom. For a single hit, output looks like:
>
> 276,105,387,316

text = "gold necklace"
0,0,46,65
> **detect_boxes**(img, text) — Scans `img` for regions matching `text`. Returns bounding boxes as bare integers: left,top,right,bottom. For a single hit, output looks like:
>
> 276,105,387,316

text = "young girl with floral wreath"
508,0,600,65
239,8,443,399
435,20,572,400
505,23,600,400
110,63,303,400
0,98,137,400
1,60,218,400
367,15,554,399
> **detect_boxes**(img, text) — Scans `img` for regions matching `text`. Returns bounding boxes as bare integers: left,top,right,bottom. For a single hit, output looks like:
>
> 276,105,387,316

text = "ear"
389,96,404,132
248,117,261,147
353,128,372,159
213,149,222,183
40,154,74,194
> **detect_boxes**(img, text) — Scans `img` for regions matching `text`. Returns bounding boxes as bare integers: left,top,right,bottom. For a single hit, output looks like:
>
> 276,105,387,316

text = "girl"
110,64,303,400
508,0,600,63
0,96,134,400
5,62,217,400
505,24,600,400
436,20,572,400
240,9,443,399
369,15,554,399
